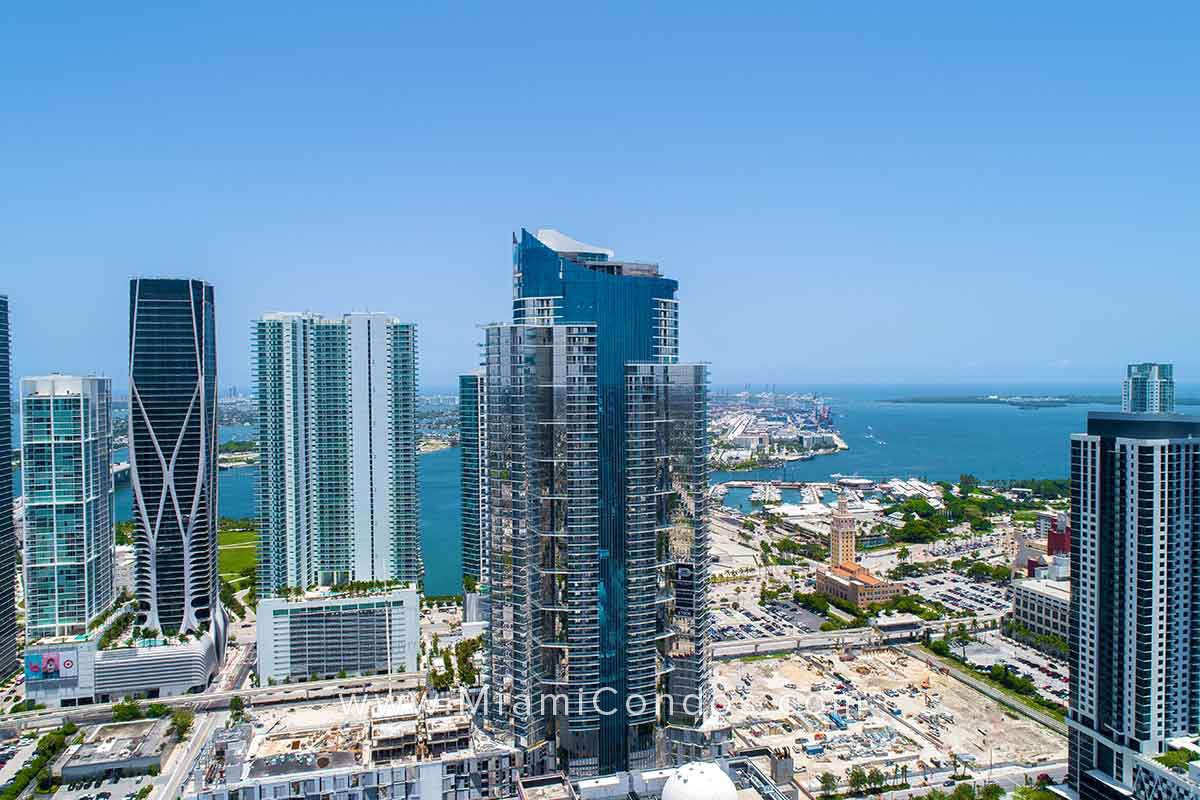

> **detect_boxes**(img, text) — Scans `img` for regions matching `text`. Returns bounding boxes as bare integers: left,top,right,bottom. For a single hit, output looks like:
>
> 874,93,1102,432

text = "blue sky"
3,3,1199,391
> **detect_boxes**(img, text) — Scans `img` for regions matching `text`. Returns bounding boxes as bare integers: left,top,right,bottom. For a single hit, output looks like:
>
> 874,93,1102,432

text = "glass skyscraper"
1122,362,1175,413
0,295,15,674
482,230,712,777
459,369,485,588
20,376,115,641
1068,412,1200,800
129,278,223,642
254,312,420,595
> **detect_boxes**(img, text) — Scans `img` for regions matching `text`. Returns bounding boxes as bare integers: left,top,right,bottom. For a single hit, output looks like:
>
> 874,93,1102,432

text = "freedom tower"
481,230,717,776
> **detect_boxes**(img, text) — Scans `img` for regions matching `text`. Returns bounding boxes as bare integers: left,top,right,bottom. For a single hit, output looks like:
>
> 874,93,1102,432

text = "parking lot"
55,773,151,800
903,572,1012,616
713,600,826,641
926,534,1006,559
0,739,40,789
961,630,1070,706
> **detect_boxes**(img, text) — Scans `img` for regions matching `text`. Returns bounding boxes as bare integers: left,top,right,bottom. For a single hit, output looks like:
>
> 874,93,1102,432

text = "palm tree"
868,768,886,794
901,765,909,789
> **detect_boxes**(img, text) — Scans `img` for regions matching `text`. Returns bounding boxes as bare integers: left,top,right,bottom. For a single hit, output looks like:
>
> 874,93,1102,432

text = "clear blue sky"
3,3,1198,391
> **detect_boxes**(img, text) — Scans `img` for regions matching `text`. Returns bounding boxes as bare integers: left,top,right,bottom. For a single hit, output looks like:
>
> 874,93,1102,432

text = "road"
0,671,426,731
712,613,1007,659
161,709,222,800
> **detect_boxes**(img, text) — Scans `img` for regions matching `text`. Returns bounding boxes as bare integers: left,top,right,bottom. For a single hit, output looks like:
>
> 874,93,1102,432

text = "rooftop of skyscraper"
532,228,661,278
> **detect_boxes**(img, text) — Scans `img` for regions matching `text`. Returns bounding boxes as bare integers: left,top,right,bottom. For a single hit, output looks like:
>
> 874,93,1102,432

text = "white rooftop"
534,228,615,258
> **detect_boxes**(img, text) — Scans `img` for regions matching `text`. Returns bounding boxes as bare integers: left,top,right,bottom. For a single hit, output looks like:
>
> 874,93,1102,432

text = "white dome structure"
662,762,739,800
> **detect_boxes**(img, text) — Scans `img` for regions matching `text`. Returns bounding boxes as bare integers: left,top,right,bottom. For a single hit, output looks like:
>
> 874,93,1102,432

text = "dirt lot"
712,647,1065,785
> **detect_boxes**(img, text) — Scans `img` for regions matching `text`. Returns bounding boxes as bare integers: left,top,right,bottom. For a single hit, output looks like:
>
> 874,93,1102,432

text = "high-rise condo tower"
129,278,223,642
483,229,713,777
1068,411,1200,799
1122,362,1175,414
20,376,115,640
254,312,420,595
0,296,14,674
459,369,486,588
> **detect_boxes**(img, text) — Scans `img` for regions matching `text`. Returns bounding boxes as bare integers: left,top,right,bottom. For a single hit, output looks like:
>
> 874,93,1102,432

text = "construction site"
712,646,1066,788
186,693,523,800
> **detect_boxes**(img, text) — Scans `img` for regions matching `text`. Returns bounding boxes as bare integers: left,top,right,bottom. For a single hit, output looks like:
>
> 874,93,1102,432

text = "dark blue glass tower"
483,231,712,776
0,295,15,674
129,278,222,640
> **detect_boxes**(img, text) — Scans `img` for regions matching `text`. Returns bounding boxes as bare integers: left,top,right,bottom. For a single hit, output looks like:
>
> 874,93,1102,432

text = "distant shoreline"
888,395,1112,408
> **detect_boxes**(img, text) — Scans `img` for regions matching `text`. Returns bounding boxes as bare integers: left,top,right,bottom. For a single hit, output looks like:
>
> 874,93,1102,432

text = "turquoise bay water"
12,382,1197,596
12,420,466,596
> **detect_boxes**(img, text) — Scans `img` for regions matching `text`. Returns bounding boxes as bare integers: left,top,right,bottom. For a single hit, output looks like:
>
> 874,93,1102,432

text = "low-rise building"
518,754,792,800
24,602,224,708
815,564,903,610
256,586,419,684
1035,510,1071,556
187,695,521,800
56,718,174,780
1011,578,1070,639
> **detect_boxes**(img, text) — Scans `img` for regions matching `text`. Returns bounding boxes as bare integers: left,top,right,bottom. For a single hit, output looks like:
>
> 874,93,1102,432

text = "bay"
11,381,1199,597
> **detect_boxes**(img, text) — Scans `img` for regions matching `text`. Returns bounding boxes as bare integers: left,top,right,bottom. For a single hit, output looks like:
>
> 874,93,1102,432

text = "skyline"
4,5,1200,388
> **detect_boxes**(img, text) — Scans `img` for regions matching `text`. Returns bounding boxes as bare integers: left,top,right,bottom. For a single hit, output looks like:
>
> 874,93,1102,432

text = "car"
944,781,957,787
98,792,112,800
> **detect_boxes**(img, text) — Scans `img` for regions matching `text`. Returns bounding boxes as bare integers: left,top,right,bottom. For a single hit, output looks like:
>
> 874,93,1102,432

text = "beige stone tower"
830,491,857,567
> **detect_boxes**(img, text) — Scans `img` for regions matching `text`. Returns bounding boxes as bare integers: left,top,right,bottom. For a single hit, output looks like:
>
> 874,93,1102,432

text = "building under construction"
187,694,522,800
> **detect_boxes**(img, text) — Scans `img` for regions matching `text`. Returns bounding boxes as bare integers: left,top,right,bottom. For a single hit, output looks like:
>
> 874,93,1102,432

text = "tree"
819,772,839,798
229,696,245,714
980,784,1005,800
112,697,143,722
951,783,976,800
146,702,171,718
848,766,868,796
463,574,478,593
866,768,885,794
169,709,195,739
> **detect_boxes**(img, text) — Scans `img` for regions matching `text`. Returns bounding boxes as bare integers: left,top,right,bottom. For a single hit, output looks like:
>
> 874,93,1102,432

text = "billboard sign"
24,650,79,682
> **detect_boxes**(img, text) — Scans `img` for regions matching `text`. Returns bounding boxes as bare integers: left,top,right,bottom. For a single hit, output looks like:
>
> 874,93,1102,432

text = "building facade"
128,278,226,662
1123,363,1175,414
256,587,419,684
20,376,115,640
187,696,524,800
483,229,712,777
459,370,486,588
24,598,223,707
254,312,420,595
814,563,903,610
1011,578,1070,640
0,295,14,674
1068,412,1200,800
